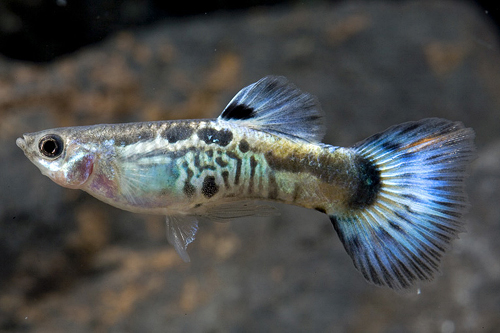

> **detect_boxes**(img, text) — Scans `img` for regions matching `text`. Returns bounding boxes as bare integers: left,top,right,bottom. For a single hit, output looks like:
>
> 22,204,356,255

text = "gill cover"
18,131,95,189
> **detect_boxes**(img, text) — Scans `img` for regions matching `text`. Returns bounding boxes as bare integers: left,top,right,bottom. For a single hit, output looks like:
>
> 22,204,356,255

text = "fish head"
16,129,96,189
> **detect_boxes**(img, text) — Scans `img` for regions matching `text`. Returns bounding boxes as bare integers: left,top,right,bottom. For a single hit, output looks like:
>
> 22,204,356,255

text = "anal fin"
201,200,279,222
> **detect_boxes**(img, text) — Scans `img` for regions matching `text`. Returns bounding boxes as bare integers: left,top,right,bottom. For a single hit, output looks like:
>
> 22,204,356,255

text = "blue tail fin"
330,118,475,290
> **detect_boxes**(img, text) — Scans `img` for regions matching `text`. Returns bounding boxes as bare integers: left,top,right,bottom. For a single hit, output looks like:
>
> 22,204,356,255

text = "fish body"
17,76,475,290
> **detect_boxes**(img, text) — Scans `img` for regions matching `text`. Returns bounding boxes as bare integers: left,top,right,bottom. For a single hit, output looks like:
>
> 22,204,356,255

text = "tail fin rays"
330,118,475,290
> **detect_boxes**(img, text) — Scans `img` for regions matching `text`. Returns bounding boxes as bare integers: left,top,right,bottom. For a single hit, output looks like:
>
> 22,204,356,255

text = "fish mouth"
16,136,26,151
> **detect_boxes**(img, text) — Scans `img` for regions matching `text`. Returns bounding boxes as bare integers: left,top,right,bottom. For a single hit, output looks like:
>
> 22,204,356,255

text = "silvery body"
17,76,475,290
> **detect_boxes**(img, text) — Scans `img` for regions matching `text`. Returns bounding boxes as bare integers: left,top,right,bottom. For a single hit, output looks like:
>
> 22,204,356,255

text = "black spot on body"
170,147,196,159
162,125,193,143
221,171,230,188
292,184,300,202
194,154,200,168
183,168,196,197
268,173,279,200
226,151,242,185
202,176,219,198
348,156,381,209
248,156,258,193
197,127,233,147
249,156,258,177
206,149,214,158
215,157,228,167
194,153,216,172
239,139,250,153
221,103,255,120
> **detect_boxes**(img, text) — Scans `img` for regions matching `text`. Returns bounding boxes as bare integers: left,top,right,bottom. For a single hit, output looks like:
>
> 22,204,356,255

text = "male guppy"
16,76,475,290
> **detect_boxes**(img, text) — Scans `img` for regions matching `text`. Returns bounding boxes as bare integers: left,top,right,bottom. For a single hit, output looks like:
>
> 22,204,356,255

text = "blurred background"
1,0,500,331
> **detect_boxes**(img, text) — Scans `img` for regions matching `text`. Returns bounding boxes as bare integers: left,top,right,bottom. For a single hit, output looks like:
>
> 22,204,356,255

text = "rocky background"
1,0,500,332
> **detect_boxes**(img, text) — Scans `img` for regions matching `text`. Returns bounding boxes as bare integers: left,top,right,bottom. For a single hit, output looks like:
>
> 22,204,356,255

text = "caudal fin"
330,118,475,290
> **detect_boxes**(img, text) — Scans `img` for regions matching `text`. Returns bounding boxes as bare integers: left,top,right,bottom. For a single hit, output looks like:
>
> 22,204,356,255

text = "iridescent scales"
16,76,475,290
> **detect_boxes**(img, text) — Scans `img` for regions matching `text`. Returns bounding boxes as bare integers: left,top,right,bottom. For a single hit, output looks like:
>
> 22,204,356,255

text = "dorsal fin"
218,76,326,143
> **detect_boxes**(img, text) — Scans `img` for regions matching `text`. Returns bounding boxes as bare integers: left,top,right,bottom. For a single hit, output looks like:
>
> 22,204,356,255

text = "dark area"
1,0,499,63
221,103,256,120
474,0,500,28
0,0,287,62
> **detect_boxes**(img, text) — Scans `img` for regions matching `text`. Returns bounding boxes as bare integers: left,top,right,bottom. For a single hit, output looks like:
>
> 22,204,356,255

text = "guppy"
17,76,475,290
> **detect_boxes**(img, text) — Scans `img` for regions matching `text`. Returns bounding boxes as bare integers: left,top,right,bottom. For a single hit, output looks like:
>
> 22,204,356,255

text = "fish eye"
39,134,64,158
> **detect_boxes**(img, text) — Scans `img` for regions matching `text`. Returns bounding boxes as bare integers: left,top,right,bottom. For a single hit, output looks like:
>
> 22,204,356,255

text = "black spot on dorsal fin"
217,76,325,143
220,103,255,120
